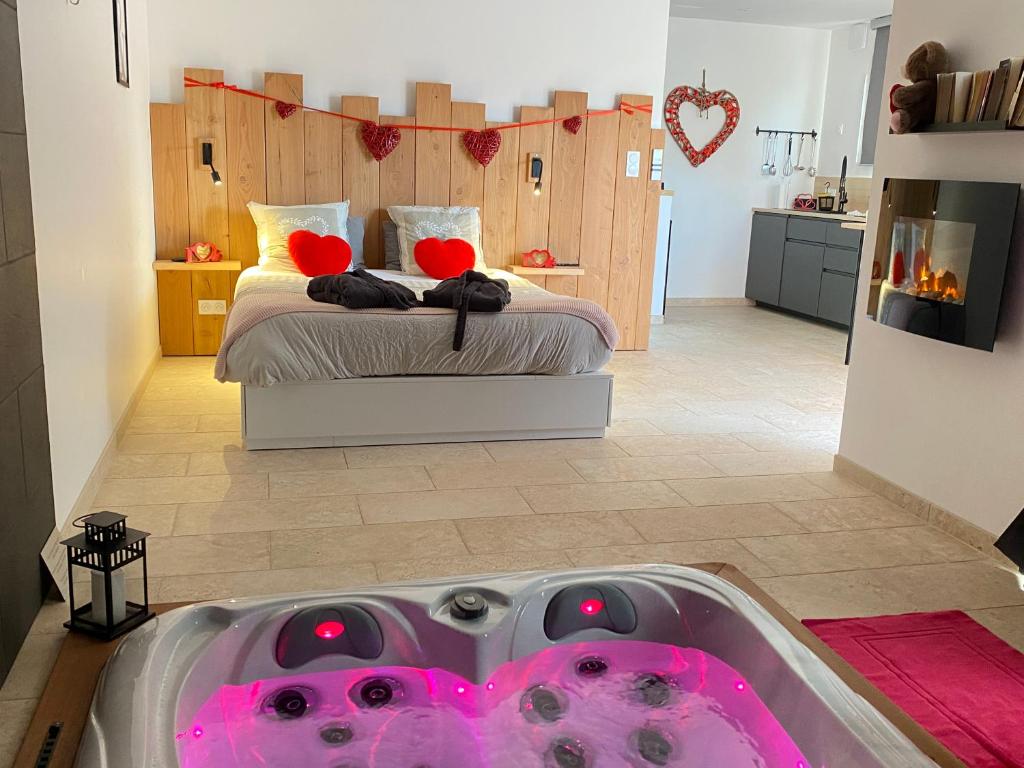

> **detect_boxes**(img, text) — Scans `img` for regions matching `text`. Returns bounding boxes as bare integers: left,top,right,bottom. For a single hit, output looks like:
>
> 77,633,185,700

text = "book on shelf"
966,70,993,122
934,73,955,123
983,64,1009,121
951,71,973,122
997,57,1024,123
1011,71,1024,127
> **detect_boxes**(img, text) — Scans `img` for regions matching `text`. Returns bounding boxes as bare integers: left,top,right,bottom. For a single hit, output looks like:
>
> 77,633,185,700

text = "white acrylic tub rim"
75,564,938,768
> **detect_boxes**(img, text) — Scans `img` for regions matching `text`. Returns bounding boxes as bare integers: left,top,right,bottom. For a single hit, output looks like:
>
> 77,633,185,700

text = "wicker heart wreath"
664,85,740,168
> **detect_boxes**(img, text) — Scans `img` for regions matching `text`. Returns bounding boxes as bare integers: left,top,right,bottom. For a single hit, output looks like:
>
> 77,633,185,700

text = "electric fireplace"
867,178,1020,351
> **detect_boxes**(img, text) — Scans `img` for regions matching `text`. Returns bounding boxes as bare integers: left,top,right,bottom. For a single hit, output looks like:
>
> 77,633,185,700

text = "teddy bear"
890,41,949,134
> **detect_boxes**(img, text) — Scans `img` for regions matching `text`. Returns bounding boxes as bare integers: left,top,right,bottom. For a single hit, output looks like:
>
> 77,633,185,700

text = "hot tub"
76,565,938,767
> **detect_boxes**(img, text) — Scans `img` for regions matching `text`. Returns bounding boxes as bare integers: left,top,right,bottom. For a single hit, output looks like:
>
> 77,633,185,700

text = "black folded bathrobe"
307,269,418,310
422,270,511,351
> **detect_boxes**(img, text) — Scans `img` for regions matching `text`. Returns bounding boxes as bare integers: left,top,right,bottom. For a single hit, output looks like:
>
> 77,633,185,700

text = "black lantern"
996,508,1024,574
61,511,154,640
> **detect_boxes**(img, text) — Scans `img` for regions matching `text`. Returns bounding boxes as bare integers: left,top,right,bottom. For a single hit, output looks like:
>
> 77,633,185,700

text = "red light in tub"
314,620,345,639
579,598,604,616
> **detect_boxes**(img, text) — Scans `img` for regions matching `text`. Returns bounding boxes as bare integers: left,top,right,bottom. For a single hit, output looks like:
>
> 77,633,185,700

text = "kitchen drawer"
818,271,856,325
823,246,859,276
786,216,828,243
826,221,863,249
779,241,824,316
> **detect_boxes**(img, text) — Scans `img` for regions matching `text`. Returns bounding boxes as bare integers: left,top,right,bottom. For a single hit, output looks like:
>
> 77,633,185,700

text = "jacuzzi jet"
263,687,314,720
520,685,567,723
352,677,400,709
634,727,673,766
634,674,672,707
575,656,609,678
319,723,354,746
547,737,589,768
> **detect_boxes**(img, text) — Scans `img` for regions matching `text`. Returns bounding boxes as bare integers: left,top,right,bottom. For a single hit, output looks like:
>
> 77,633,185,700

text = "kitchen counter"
752,207,868,223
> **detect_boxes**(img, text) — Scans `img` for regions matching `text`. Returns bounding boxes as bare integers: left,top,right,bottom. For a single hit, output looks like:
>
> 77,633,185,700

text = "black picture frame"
113,0,129,88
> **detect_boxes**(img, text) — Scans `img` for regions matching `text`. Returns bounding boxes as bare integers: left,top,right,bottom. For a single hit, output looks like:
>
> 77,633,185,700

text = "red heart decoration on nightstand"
287,230,352,276
664,86,741,168
275,100,298,120
562,115,583,135
361,121,401,162
414,237,476,279
461,129,502,167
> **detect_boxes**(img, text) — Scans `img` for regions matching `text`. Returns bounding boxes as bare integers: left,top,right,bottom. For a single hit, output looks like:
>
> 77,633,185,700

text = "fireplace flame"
911,251,959,301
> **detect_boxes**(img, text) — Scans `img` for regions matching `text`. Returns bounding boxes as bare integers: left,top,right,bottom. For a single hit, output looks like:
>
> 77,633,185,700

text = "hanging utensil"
807,134,818,177
794,134,806,171
768,133,778,176
782,134,794,177
760,133,771,175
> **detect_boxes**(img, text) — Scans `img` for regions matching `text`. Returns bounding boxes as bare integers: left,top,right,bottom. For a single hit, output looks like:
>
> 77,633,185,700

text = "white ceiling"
669,0,892,28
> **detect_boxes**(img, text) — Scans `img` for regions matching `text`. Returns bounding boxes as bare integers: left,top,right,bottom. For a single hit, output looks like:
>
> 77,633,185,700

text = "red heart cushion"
413,237,476,280
287,230,352,276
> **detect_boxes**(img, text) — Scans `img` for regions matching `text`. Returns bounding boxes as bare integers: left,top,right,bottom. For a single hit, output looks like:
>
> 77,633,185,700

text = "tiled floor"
3,305,1023,765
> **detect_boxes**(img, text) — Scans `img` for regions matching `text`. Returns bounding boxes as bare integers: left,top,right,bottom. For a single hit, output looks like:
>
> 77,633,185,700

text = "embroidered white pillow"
247,201,350,272
386,205,487,275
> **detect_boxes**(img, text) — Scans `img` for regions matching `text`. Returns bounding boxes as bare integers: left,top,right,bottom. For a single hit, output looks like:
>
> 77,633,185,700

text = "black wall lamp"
528,154,543,196
202,141,222,186
996,508,1024,574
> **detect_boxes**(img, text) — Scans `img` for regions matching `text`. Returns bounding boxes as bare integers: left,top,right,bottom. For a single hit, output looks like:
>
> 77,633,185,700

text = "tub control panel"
275,605,383,668
543,583,637,640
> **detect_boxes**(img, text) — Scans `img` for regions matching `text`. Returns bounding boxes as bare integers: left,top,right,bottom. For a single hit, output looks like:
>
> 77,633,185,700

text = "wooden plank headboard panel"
149,70,664,349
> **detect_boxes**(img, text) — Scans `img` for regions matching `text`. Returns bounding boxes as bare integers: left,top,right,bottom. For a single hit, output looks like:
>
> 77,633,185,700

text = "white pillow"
386,205,487,275
247,200,350,272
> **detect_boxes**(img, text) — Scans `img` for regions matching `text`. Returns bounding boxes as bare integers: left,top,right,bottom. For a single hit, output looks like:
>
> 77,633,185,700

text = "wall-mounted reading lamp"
528,154,543,196
202,141,222,186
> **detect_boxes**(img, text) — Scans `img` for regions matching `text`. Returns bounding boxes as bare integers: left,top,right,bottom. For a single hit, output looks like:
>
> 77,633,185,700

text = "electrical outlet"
650,148,664,181
625,150,641,178
198,299,226,315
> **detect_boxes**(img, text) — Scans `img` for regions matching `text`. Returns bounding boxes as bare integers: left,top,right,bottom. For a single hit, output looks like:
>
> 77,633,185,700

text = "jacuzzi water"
178,640,807,767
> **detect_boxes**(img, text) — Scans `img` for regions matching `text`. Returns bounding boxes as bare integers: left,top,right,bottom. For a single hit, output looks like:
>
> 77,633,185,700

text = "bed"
216,266,616,449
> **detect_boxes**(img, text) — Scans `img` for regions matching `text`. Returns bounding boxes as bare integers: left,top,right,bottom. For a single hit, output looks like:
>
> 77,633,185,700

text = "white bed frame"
241,372,614,449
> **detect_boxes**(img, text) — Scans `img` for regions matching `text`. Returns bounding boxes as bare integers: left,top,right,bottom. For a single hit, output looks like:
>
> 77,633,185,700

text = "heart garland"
274,100,298,120
562,115,583,135
664,85,740,168
462,129,502,167
360,121,402,162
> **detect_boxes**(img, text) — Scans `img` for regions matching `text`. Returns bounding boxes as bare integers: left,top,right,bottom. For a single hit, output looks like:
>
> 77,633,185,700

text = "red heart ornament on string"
287,230,352,277
664,86,741,168
275,100,298,120
562,115,583,135
361,121,401,162
414,237,476,279
461,129,502,167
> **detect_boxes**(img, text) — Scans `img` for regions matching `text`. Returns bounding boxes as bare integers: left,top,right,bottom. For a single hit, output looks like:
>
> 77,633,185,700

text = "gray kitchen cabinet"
818,271,857,324
780,241,825,316
745,213,787,305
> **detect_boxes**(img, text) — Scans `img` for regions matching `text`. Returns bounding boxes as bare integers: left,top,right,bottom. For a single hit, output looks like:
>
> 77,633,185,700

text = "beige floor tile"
344,443,493,468
566,540,776,577
426,461,582,489
272,521,467,569
94,473,267,506
683,399,805,418
484,438,625,461
196,413,240,432
0,633,63,701
624,504,806,543
518,481,685,514
456,511,643,554
645,412,779,435
174,497,360,535
89,504,178,537
612,434,753,457
107,453,190,479
146,532,270,577
763,412,844,432
771,496,922,532
568,455,722,482
801,472,874,497
143,383,239,401
755,560,1024,619
187,448,348,475
359,487,532,524
733,431,840,453
738,526,982,576
377,551,573,584
269,466,433,499
135,397,240,416
967,606,1024,653
28,600,71,635
0,699,36,767
702,450,835,476
606,419,664,437
126,414,199,434
667,474,834,506
154,563,379,603
119,432,243,454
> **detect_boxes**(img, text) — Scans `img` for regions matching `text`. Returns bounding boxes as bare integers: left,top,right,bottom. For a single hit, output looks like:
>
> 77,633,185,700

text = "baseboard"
57,346,161,538
665,297,755,307
833,455,1015,569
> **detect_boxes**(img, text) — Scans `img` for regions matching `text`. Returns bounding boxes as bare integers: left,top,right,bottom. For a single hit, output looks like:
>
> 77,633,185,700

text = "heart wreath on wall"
664,84,740,168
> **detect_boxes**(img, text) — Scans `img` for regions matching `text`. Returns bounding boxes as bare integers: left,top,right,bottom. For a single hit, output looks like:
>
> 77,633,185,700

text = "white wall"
19,0,158,529
839,0,1024,537
818,23,876,178
147,0,670,124
662,18,829,299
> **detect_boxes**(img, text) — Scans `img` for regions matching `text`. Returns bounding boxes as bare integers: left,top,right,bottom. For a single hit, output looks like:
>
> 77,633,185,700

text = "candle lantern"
61,511,154,640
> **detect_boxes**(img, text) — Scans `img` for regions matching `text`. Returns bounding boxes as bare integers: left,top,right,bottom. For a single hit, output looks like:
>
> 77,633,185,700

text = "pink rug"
804,611,1024,768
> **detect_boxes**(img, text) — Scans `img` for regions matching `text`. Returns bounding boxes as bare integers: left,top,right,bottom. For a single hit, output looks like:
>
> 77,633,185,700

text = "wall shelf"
914,121,1018,134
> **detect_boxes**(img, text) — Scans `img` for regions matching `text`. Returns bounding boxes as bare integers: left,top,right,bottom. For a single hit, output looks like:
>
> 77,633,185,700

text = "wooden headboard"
149,68,665,349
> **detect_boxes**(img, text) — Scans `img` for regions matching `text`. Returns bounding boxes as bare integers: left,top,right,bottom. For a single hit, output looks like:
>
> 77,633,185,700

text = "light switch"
625,150,641,178
650,148,663,181
198,299,227,315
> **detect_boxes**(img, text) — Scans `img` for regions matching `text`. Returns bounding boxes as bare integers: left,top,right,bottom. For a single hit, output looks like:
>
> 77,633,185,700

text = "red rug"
804,611,1024,768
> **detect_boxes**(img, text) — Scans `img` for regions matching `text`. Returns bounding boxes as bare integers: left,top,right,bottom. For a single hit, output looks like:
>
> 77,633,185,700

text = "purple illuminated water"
178,640,809,767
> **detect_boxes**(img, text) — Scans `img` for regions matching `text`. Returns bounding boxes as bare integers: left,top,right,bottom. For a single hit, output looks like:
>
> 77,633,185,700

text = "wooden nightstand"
507,265,584,297
154,261,242,355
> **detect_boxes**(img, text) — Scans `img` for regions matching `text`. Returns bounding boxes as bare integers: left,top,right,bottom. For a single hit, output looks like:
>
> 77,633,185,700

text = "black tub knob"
450,591,488,621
